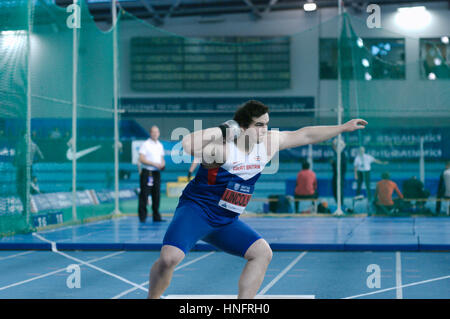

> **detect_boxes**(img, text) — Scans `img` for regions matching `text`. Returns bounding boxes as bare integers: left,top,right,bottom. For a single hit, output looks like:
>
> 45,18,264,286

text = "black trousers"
356,171,371,200
138,169,161,222
16,165,27,214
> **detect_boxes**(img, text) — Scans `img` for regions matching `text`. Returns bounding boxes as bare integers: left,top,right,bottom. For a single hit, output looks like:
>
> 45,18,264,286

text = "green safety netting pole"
112,0,121,215
26,0,33,226
334,0,344,216
72,0,79,221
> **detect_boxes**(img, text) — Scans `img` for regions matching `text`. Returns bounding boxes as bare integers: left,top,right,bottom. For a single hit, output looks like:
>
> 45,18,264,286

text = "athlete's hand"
220,120,242,142
342,119,368,132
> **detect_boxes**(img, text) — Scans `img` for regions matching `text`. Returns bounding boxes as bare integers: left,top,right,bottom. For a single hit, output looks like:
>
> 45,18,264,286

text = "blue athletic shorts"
162,199,262,257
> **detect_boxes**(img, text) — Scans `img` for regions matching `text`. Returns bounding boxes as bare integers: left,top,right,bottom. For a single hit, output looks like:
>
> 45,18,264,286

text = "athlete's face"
245,113,269,143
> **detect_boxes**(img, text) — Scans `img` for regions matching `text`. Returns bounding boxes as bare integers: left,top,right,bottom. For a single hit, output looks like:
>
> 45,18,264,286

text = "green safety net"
0,0,119,235
0,1,449,236
0,0,31,235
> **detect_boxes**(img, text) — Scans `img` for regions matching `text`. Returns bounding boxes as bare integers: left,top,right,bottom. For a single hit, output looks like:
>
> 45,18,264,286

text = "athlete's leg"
148,244,185,299
148,199,214,298
239,238,272,299
202,219,271,299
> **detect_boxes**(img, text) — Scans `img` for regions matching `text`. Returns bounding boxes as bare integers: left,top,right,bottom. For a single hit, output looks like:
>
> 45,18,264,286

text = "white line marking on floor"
343,275,450,299
0,251,124,291
396,252,403,299
56,250,148,293
33,233,57,252
164,294,315,299
0,251,34,261
37,218,115,234
32,233,147,293
111,251,216,299
258,251,308,295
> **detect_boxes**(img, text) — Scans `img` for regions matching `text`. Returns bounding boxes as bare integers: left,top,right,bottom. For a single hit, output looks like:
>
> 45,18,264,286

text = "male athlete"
148,100,367,299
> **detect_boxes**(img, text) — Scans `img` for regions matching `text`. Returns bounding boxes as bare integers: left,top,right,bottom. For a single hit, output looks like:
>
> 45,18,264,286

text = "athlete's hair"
381,172,390,179
302,161,310,170
233,100,269,129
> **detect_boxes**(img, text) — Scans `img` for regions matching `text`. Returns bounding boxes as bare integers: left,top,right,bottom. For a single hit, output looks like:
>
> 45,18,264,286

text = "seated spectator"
402,176,430,211
436,161,450,215
374,172,403,215
294,161,318,213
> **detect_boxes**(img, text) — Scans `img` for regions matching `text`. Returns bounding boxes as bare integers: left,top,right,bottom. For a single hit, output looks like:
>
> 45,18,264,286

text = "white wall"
27,1,450,126
117,1,450,121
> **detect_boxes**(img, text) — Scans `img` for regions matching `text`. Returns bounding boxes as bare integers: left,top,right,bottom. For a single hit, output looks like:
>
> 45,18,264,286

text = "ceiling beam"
164,0,183,20
75,0,448,23
263,0,279,14
139,0,164,26
242,0,263,19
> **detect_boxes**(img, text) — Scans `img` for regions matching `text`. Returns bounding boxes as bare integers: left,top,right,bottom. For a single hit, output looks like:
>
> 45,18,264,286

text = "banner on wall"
1,128,449,164
120,97,315,114
280,128,449,161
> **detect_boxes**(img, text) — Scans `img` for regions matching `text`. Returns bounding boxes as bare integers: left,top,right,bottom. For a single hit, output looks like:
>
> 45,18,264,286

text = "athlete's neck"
235,135,257,154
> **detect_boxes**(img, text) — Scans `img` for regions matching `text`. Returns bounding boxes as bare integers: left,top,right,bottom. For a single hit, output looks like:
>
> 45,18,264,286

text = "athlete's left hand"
342,119,368,132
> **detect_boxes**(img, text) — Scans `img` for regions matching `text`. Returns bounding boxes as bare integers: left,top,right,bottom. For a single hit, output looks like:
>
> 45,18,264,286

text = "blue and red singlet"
163,141,269,257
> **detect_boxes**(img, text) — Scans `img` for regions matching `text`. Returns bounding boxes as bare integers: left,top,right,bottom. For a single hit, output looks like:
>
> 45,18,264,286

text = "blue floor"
0,250,448,299
0,216,449,299
1,215,449,251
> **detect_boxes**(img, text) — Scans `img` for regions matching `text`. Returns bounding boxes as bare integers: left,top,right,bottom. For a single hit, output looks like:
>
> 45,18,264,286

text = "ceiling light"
395,6,431,30
304,2,317,12
428,72,436,80
397,6,426,12
441,36,449,44
1,30,26,35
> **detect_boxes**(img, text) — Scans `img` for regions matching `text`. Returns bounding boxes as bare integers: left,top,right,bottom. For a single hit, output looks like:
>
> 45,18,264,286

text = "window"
320,38,405,80
420,37,450,80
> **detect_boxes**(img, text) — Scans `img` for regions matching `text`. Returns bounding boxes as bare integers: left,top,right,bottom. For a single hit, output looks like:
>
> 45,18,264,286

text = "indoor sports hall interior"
0,0,449,299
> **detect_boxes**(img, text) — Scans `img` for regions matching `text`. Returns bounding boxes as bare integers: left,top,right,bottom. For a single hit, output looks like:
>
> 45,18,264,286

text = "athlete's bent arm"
277,119,367,151
182,127,223,157
182,120,241,159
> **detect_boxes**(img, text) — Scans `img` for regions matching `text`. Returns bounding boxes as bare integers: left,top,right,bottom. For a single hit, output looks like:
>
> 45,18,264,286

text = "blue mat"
1,216,449,251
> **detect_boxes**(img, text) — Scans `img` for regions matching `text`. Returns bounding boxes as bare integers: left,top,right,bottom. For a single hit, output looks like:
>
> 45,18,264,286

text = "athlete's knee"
245,239,272,264
158,245,185,269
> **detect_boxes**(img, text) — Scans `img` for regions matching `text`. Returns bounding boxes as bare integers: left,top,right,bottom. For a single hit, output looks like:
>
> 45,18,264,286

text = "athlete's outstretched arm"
277,119,367,151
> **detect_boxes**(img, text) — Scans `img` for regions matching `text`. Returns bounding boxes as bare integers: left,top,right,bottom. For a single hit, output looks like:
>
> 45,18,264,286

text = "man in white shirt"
353,146,387,201
138,126,165,222
436,161,450,214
